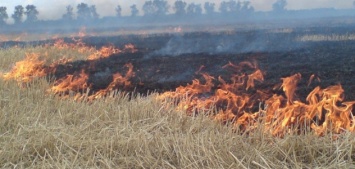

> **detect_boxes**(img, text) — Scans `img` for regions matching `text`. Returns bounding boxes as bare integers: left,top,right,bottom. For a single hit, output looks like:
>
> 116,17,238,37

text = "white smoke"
1,0,354,21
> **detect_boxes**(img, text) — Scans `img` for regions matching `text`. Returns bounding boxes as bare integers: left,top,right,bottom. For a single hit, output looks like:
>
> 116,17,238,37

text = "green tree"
240,1,254,14
25,5,39,23
0,7,8,25
12,5,24,24
62,5,74,20
154,0,169,15
130,5,139,17
115,5,122,17
143,1,155,16
204,2,215,15
174,0,187,15
77,3,91,21
143,0,169,16
187,3,202,15
273,0,287,12
90,5,99,19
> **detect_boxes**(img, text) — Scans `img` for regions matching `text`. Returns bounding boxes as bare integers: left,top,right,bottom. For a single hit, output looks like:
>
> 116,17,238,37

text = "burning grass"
1,42,355,168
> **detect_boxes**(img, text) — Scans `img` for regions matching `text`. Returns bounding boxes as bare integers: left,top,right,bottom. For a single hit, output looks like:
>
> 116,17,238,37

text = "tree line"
0,0,288,25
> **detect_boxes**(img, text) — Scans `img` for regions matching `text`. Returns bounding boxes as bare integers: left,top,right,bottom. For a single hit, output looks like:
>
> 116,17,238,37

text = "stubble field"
1,27,355,168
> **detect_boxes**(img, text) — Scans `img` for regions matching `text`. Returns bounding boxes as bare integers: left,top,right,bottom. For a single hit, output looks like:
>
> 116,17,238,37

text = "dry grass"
1,46,355,168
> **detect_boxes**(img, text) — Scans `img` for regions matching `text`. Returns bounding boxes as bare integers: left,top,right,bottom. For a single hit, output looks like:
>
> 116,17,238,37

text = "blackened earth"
2,27,355,101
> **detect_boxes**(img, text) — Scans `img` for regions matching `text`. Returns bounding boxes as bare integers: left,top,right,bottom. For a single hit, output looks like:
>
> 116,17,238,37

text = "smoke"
1,0,354,21
146,30,304,57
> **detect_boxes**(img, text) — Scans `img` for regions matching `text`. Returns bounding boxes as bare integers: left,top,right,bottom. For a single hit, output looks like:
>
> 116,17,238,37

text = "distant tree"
154,0,169,15
130,5,139,17
220,0,240,13
0,7,8,25
204,2,215,15
174,0,187,15
12,5,24,24
272,0,287,12
143,1,155,16
187,3,202,15
219,1,229,14
240,1,254,13
62,5,74,20
90,5,99,19
143,0,169,16
77,3,91,21
77,3,99,21
219,0,254,15
115,5,122,17
25,5,39,23
229,0,241,13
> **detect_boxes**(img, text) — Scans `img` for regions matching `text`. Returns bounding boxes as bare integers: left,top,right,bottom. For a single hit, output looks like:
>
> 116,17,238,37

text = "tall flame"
2,53,48,83
158,61,355,137
1,41,137,101
2,43,354,137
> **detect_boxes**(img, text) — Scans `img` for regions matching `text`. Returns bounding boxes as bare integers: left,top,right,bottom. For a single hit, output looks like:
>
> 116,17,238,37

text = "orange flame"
87,63,135,100
1,41,137,102
2,44,354,137
158,61,355,137
281,73,301,105
123,43,138,53
50,70,89,94
2,53,48,83
87,45,121,60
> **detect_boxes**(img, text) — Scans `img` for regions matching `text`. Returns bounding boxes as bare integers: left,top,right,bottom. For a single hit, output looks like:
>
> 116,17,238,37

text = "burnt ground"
2,27,355,101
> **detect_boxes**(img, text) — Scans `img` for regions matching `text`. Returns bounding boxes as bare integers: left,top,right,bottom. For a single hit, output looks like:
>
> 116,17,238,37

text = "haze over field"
0,0,354,20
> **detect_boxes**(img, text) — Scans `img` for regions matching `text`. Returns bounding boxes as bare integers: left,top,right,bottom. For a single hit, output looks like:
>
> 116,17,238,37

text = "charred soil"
3,28,355,101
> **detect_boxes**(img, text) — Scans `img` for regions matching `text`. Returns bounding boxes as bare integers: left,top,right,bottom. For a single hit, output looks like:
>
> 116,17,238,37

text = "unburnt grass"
1,29,355,168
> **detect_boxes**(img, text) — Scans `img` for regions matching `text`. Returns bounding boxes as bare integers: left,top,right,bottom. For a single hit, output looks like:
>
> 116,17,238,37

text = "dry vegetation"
1,46,355,168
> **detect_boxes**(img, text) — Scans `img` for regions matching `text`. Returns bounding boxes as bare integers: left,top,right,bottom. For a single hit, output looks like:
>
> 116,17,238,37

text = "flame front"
158,61,355,137
2,39,354,137
1,39,136,101
2,53,49,83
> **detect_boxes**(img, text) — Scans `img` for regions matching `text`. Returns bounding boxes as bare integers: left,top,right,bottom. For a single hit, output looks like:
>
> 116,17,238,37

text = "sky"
0,0,354,21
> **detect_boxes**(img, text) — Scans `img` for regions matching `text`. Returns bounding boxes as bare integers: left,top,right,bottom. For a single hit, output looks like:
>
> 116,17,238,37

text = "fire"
123,43,138,53
1,40,137,101
77,27,87,38
2,39,354,137
87,45,121,60
51,38,138,61
50,70,89,94
2,53,49,83
281,73,301,105
158,61,355,137
87,63,135,100
47,63,135,101
53,38,96,54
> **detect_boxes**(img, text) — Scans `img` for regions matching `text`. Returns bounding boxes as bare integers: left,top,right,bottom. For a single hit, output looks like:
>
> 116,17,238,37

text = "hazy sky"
0,0,354,20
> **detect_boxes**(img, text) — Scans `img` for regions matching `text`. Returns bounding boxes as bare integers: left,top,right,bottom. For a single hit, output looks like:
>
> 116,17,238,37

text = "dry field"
1,42,355,169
